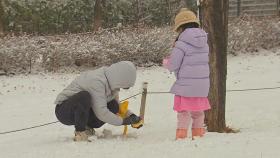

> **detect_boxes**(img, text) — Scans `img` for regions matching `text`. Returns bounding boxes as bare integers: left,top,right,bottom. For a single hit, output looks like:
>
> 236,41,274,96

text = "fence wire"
1,86,280,135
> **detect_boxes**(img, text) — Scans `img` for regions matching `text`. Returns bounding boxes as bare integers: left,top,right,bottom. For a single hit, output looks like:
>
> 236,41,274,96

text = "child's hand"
162,58,170,69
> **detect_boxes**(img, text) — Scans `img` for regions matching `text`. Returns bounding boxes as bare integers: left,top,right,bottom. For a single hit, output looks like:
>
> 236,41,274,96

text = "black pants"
55,91,119,131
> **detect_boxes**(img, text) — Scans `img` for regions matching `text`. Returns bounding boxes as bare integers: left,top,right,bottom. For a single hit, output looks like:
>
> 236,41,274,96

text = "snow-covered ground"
0,51,280,158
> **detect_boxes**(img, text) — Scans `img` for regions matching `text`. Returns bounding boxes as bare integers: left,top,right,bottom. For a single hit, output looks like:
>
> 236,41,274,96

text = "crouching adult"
54,61,142,141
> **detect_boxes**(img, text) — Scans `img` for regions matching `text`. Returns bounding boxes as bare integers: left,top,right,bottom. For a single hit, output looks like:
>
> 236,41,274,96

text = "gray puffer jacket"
54,61,137,126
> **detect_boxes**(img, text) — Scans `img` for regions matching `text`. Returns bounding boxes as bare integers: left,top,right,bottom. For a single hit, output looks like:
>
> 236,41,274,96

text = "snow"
0,52,280,158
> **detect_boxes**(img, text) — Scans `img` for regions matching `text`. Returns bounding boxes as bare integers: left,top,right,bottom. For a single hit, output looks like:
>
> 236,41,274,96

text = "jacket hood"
105,61,137,90
178,28,208,48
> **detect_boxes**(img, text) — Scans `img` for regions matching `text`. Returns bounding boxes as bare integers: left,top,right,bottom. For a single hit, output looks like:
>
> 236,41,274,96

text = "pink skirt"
174,95,211,112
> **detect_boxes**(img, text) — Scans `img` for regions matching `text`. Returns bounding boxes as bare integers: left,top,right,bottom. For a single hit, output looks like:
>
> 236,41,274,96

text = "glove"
122,114,141,125
131,119,143,129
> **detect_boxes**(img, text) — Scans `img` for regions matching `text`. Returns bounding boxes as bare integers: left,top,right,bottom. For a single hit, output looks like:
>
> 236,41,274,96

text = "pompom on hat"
174,8,200,32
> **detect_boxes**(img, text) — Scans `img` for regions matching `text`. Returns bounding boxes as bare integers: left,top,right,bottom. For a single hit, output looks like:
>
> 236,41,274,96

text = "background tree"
1,0,197,34
93,0,102,31
0,0,4,36
201,0,229,132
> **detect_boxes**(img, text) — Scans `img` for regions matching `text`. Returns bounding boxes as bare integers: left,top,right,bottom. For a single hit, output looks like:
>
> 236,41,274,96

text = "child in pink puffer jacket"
163,8,211,140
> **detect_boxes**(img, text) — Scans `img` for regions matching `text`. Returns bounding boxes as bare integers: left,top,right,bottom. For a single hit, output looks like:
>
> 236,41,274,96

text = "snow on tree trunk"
201,0,228,132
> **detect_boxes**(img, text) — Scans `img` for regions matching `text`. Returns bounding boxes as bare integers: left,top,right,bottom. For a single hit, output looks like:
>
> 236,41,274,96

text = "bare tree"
179,0,187,7
0,0,4,36
136,0,141,23
200,0,229,132
93,0,102,32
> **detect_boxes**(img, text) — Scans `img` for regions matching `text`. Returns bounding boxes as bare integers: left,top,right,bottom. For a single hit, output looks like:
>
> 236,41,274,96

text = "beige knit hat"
174,8,200,32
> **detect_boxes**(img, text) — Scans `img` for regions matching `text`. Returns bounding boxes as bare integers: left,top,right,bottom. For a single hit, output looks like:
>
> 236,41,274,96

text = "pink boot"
192,128,205,139
176,129,187,140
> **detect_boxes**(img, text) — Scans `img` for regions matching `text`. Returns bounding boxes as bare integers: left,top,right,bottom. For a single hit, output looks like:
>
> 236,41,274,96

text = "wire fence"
1,86,280,135
229,0,280,17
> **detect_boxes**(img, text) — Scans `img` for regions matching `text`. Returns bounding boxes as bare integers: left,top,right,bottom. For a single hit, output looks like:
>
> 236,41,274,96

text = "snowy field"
0,51,280,158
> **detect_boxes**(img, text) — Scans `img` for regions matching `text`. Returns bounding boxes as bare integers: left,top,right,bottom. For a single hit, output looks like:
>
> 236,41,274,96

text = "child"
163,8,211,140
54,61,142,142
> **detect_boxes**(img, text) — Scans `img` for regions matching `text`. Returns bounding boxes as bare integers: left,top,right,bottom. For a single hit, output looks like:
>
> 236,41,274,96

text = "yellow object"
118,101,129,118
118,101,129,136
174,8,200,32
131,120,144,129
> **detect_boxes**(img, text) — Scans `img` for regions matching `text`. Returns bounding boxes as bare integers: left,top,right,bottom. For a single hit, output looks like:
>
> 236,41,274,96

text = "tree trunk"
93,0,102,32
136,0,140,24
0,0,4,36
277,0,280,16
201,0,228,132
179,0,187,8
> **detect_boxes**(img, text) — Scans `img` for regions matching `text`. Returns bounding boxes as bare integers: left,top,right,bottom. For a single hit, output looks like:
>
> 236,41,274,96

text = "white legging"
177,111,205,129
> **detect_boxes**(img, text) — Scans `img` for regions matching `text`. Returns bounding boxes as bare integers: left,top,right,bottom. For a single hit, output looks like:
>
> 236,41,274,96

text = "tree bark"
136,0,140,23
201,0,228,132
93,0,102,32
179,0,187,8
0,0,4,36
277,0,280,16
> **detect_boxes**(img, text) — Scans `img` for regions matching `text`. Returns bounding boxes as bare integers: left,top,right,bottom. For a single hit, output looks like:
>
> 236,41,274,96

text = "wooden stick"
139,82,148,122
123,125,128,136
